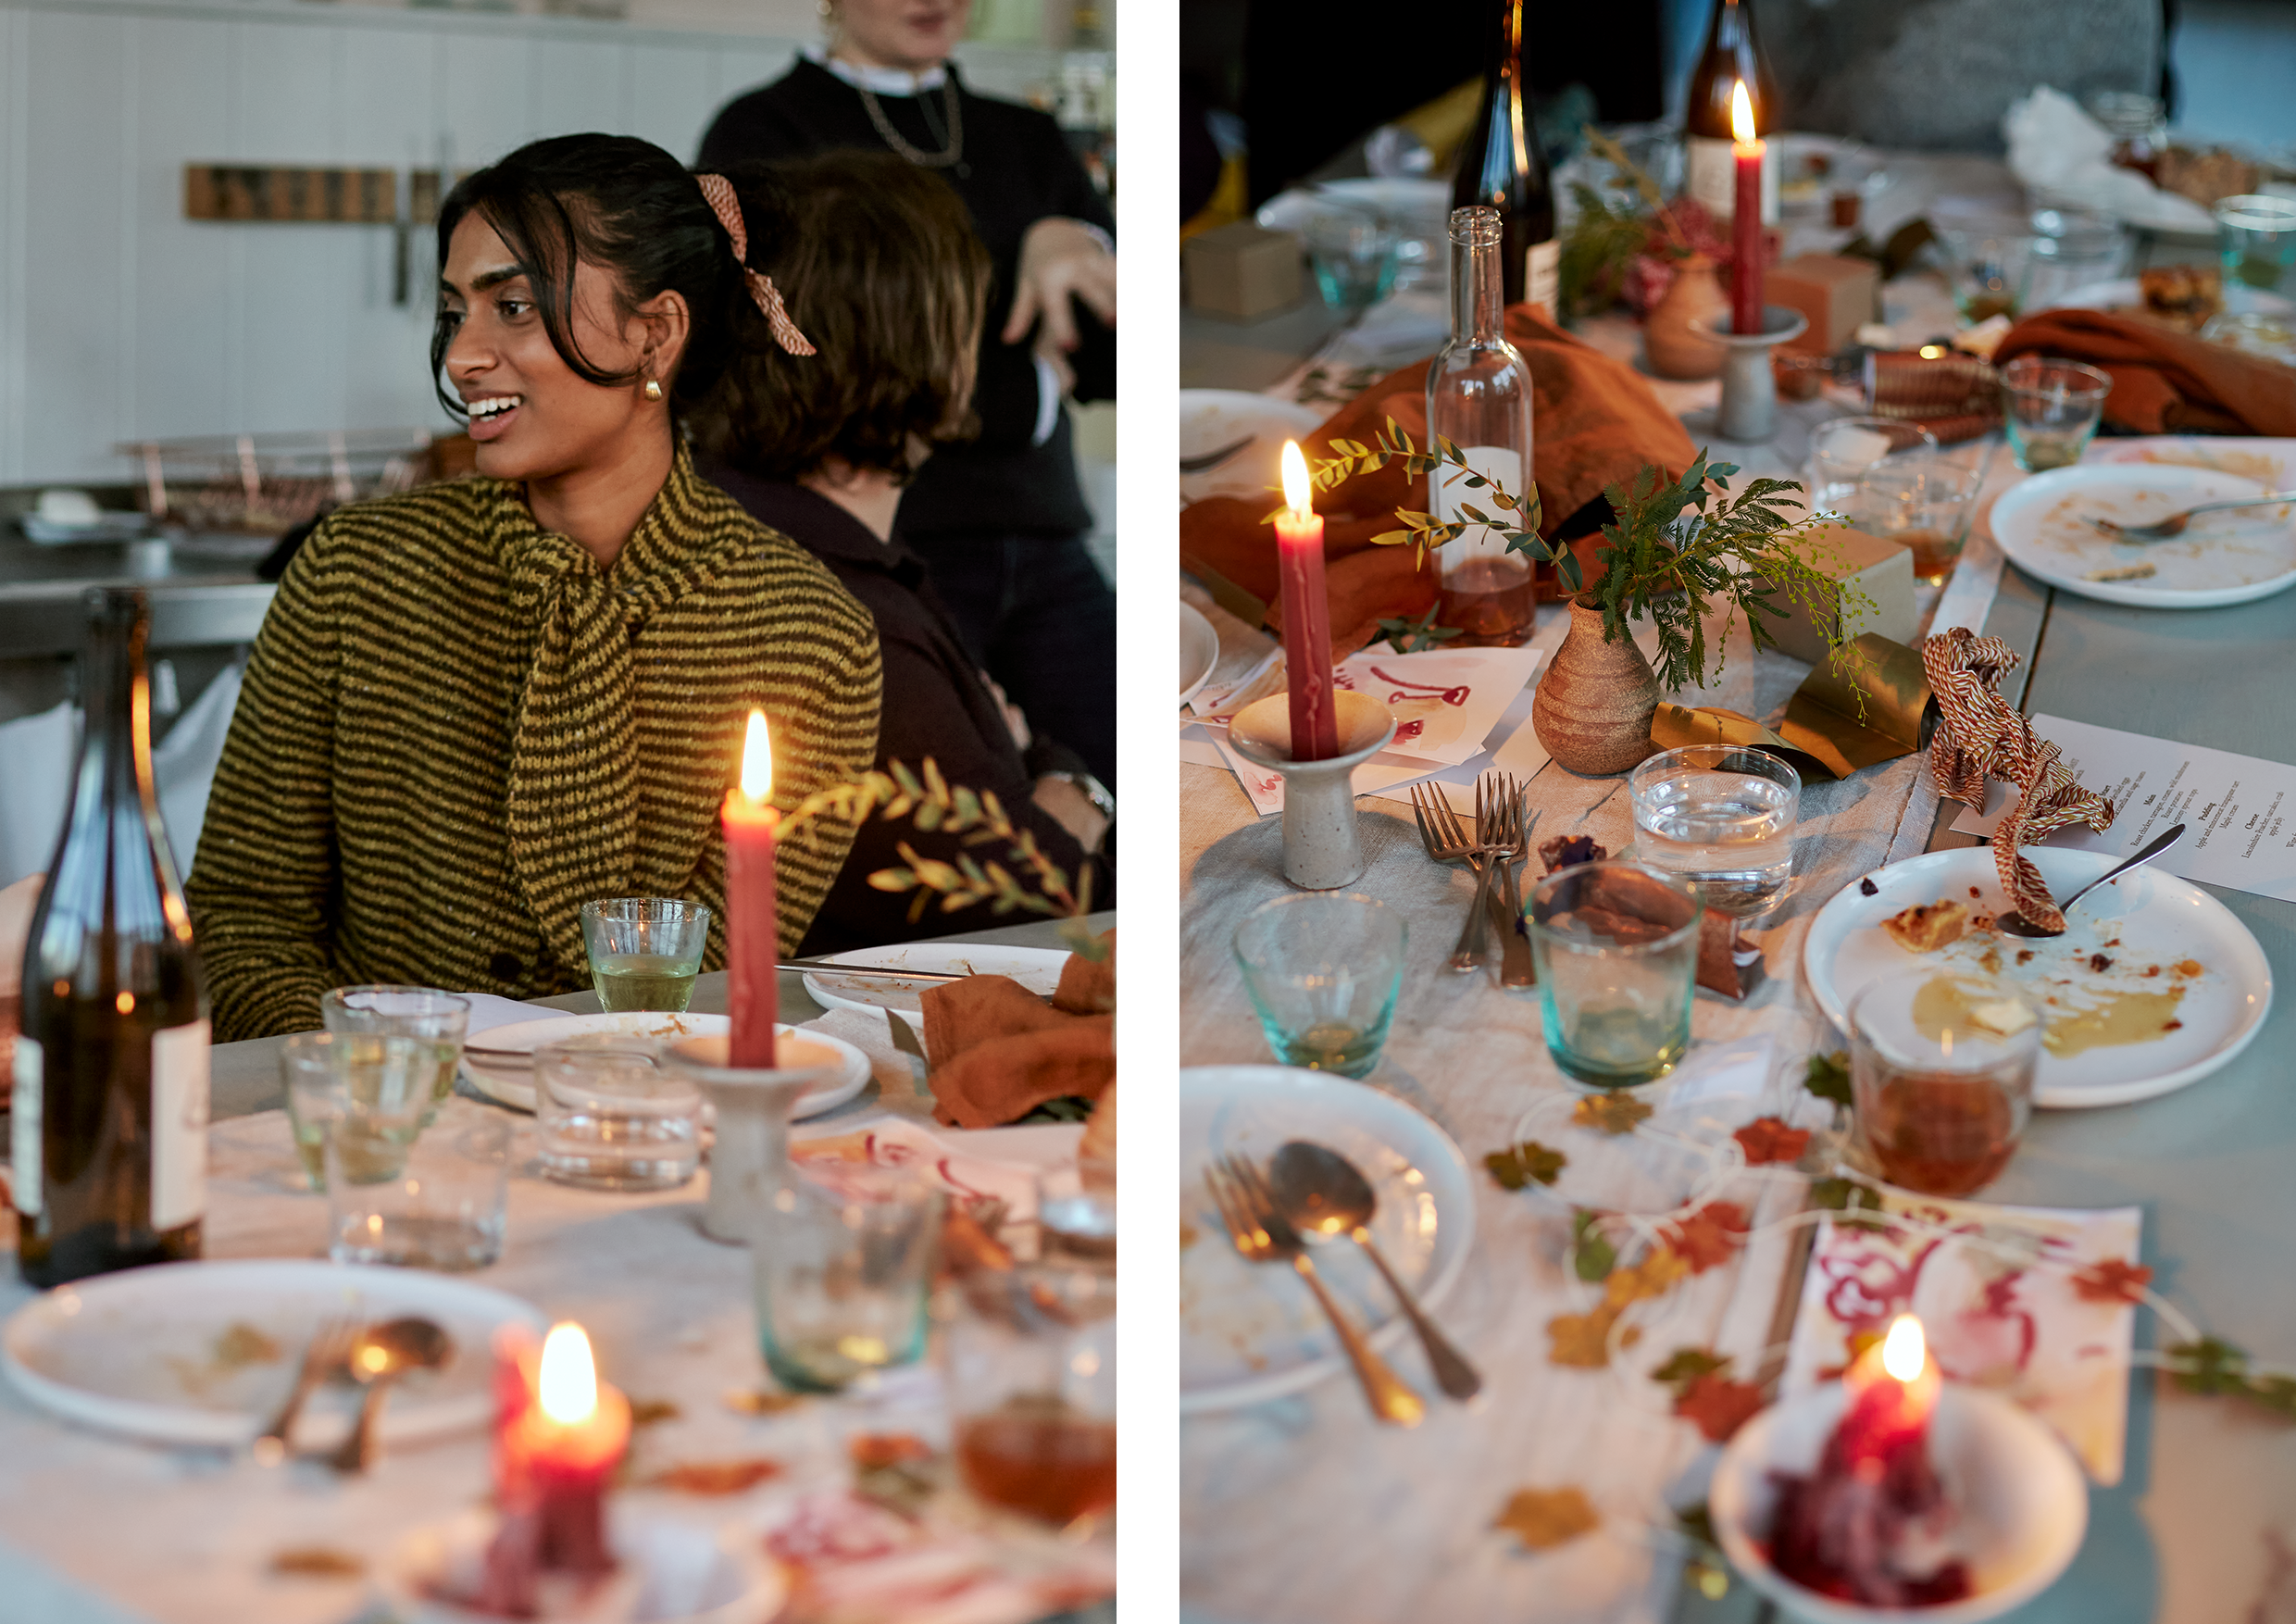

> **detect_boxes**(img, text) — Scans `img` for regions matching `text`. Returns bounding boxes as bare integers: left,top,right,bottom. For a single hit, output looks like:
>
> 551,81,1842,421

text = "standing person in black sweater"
690,151,1111,956
698,0,1118,793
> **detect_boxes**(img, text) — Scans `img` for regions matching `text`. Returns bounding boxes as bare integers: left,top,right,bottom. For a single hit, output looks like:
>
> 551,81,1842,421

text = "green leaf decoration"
1485,1140,1567,1192
1810,1176,1888,1231
1650,1347,1731,1398
1377,605,1466,655
1804,1050,1853,1108
1571,1208,1616,1281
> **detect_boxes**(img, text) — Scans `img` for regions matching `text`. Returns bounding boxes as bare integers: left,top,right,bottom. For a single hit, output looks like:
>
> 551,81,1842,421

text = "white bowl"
377,1507,785,1624
1710,1383,2088,1624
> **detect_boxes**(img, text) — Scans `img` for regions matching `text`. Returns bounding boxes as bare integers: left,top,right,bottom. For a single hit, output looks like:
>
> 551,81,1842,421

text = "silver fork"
2090,490,2296,543
1204,1155,1425,1427
251,1311,359,1464
1410,781,1505,972
1489,779,1538,989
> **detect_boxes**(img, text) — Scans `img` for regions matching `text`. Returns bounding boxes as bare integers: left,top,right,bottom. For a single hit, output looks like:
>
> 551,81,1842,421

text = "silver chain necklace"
856,77,965,171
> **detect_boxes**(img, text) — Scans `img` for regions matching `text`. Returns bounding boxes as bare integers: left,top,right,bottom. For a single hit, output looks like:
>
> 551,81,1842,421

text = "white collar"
805,44,949,95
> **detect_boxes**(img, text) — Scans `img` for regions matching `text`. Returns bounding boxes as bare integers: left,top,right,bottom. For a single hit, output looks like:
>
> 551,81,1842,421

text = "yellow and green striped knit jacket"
186,447,882,1041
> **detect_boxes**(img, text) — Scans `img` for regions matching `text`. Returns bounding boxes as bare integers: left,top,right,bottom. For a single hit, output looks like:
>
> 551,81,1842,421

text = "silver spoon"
2089,492,2296,543
1268,1141,1483,1401
327,1316,453,1472
1179,434,1254,474
1995,823,2185,938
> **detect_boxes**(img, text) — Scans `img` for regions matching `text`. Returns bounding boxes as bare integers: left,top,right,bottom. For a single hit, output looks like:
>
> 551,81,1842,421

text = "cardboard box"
1768,254,1880,355
1182,220,1303,320
1760,522,1915,666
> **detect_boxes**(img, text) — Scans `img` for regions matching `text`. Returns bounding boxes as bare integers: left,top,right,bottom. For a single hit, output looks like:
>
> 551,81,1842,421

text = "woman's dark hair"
688,151,992,484
430,133,761,420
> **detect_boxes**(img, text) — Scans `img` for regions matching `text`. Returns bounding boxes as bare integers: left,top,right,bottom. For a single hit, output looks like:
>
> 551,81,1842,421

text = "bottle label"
1525,240,1561,322
1684,136,1779,226
1432,446,1529,571
150,1020,210,1232
11,1039,39,1218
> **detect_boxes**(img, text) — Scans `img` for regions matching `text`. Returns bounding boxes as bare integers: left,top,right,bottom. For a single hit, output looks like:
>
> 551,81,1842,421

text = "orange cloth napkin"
1180,305,1696,656
917,935,1117,1129
1995,309,2296,436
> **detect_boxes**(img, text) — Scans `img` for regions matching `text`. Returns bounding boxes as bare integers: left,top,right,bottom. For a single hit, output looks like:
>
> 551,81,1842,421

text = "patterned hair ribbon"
694,172,816,357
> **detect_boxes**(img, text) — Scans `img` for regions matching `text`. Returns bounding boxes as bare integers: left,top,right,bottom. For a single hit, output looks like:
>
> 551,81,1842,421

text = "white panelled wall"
0,0,1066,483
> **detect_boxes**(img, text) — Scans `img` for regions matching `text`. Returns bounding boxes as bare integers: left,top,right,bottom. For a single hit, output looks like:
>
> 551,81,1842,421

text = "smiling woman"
183,134,884,1042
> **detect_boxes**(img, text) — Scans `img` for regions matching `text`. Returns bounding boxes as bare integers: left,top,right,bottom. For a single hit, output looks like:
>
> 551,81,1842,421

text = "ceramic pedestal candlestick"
1691,306,1809,443
1226,689,1397,890
662,1034,841,1244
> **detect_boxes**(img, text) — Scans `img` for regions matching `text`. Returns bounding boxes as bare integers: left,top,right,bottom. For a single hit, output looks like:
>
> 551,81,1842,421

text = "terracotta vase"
1643,254,1729,381
1532,596,1660,776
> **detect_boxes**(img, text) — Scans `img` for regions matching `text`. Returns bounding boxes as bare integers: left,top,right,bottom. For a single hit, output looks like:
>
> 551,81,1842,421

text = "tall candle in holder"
723,709,779,1068
1274,441,1339,761
1729,80,1765,334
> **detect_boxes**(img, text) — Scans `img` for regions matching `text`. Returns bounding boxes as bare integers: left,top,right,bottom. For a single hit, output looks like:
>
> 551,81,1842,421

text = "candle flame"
1881,1314,1926,1381
739,709,772,802
538,1321,599,1425
1280,440,1313,518
1730,80,1756,144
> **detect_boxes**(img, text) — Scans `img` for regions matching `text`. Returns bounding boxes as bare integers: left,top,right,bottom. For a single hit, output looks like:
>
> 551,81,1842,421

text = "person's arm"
998,110,1117,404
761,585,885,956
182,530,350,1040
0,873,38,998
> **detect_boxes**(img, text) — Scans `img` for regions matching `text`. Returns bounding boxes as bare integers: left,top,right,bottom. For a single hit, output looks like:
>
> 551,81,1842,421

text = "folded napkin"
1996,309,2296,437
1180,306,1697,654
918,933,1117,1129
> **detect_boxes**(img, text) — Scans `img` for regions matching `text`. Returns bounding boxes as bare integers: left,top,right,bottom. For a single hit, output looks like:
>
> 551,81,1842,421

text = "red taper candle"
1837,1313,1940,1465
1274,441,1340,761
1729,80,1766,335
723,709,780,1068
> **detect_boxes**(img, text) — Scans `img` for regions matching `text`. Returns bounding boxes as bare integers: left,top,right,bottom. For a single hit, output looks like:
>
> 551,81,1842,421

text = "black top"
699,59,1117,540
705,468,1104,956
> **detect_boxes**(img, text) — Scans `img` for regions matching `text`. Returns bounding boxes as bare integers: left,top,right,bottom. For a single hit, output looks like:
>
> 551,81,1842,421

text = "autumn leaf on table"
1493,1486,1602,1552
1810,1176,1889,1231
2071,1256,2153,1305
1803,1050,1853,1108
629,1398,682,1428
1733,1116,1812,1166
1548,1302,1635,1368
1663,1202,1750,1274
1571,1208,1616,1281
848,1432,936,1468
1571,1093,1653,1135
1604,1245,1690,1307
268,1548,365,1579
1486,1140,1567,1191
641,1458,785,1495
1650,1347,1733,1394
1675,1372,1766,1443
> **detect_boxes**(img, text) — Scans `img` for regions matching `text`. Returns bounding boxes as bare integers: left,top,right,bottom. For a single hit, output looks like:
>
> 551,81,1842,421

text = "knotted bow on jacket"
188,448,882,1041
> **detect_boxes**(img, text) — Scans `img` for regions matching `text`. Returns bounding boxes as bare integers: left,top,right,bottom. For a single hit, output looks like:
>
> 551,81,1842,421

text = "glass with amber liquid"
1850,973,2040,1197
1428,206,1537,647
949,1249,1117,1529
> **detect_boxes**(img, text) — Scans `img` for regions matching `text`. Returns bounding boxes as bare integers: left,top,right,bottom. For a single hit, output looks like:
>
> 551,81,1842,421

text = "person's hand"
0,874,42,999
984,676,1031,752
1002,218,1117,395
1031,775,1109,854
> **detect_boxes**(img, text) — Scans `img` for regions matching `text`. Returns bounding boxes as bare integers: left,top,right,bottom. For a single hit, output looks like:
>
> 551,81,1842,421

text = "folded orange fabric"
919,936,1117,1128
1996,309,2296,436
1179,305,1697,652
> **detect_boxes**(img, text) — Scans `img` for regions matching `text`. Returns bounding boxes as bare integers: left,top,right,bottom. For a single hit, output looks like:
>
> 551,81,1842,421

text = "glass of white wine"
279,1031,434,1191
321,985,470,1113
580,898,711,1013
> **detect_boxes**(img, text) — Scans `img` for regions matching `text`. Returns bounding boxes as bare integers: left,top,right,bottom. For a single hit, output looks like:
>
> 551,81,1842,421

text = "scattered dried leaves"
268,1548,365,1579
1811,1176,1889,1231
1571,1093,1653,1136
1493,1486,1602,1551
1733,1117,1812,1166
640,1458,785,1495
628,1399,682,1428
1604,1246,1690,1307
1675,1373,1766,1443
724,1387,808,1416
848,1432,935,1468
1662,1203,1749,1274
1803,1050,1853,1108
2071,1257,2153,1305
1570,1208,1616,1282
1485,1140,1567,1191
1547,1303,1630,1368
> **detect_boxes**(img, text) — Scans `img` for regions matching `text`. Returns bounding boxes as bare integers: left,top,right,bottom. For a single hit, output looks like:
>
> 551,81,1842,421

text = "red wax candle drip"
1275,443,1340,761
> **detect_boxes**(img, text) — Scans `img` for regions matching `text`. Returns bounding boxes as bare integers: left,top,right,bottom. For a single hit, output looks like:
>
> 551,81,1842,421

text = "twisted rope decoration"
1921,628,2116,933
694,173,817,358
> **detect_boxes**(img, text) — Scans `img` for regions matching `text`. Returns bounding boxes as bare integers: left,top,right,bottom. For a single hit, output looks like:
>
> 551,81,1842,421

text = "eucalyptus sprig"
778,757,1093,930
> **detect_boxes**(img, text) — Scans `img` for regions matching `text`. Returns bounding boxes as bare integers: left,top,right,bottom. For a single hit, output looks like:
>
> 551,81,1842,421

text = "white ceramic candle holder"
660,1033,842,1245
1709,1380,2088,1624
1691,306,1810,443
1225,689,1397,890
379,1506,785,1624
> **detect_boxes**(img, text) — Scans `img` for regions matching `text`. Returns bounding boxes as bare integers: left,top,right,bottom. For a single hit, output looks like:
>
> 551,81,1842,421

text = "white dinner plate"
1254,177,1451,239
460,1013,870,1119
1990,463,2296,608
1179,388,1329,507
0,1259,544,1449
1179,1065,1476,1413
2051,277,2294,319
1179,601,1220,710
800,943,1070,1019
1803,846,2272,1108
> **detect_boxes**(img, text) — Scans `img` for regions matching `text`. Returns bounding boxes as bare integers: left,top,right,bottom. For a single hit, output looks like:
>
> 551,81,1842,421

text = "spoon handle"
2058,822,2187,915
1354,1229,1483,1401
1287,1253,1427,1427
329,1377,397,1473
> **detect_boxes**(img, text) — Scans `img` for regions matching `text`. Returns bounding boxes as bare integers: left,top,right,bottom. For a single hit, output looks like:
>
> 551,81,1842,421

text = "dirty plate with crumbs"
800,944,1071,1018
1990,463,2296,610
1804,846,2272,1107
1179,1066,1474,1412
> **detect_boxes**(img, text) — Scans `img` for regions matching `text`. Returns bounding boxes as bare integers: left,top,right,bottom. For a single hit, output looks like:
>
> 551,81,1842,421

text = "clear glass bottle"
14,589,209,1288
1428,206,1538,647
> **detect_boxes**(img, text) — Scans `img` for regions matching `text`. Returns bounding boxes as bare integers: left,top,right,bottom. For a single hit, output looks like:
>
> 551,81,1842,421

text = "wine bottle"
1682,0,1778,227
1428,206,1537,648
14,590,208,1288
1452,0,1558,318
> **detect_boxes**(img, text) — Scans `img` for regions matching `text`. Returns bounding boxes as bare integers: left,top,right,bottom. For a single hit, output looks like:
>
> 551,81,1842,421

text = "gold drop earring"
643,378,664,402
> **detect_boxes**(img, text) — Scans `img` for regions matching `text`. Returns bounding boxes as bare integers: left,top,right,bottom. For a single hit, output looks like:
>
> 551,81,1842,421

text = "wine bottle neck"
71,591,155,810
1450,211,1505,343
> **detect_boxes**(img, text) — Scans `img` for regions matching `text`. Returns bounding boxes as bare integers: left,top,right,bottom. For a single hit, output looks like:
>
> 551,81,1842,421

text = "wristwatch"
1043,768,1116,845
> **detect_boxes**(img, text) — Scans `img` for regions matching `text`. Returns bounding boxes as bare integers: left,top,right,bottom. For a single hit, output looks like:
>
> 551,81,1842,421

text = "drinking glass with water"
1629,744,1801,916
580,898,710,1012
279,1031,436,1190
1232,893,1406,1079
